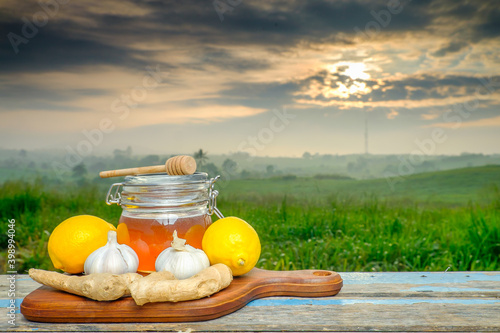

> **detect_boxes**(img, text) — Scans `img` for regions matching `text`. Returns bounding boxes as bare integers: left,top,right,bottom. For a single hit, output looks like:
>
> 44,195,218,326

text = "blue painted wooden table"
2,271,499,332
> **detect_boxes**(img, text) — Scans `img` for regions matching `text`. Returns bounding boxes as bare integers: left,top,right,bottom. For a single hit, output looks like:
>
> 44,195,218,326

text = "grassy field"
218,165,500,206
1,165,499,273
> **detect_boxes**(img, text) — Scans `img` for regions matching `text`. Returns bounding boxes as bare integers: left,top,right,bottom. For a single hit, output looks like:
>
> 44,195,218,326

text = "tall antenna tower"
364,110,368,155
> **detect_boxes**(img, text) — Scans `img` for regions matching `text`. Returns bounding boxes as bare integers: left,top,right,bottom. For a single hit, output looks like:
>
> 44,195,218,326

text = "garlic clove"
88,249,125,274
173,251,210,280
84,230,139,275
120,246,140,272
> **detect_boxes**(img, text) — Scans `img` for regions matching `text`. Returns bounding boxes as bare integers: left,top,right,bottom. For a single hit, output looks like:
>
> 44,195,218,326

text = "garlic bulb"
84,230,139,275
155,230,210,279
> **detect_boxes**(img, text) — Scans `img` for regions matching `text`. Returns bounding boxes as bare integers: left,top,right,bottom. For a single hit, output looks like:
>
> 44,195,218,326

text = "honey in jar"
106,172,220,273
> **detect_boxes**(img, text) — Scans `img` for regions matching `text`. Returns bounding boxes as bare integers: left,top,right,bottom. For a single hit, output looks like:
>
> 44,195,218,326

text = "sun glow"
329,62,371,80
343,62,370,80
316,62,372,98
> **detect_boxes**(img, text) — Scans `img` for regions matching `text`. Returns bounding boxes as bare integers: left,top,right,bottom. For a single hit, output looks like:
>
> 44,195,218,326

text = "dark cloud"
475,8,500,39
0,0,484,74
192,47,271,72
1,0,499,113
432,41,470,57
0,83,110,111
215,69,500,108
430,1,500,57
354,73,499,103
0,23,162,73
301,0,433,33
445,3,477,19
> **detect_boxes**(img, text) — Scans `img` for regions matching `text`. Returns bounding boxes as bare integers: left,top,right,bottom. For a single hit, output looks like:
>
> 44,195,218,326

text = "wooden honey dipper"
99,155,197,178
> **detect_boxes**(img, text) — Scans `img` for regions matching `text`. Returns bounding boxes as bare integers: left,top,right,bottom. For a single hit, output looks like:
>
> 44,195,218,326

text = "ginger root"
129,263,233,305
28,269,142,301
28,263,233,305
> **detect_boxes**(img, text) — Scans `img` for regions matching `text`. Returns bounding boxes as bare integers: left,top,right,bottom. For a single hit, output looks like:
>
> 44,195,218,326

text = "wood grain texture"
99,155,196,178
5,271,499,332
19,268,342,323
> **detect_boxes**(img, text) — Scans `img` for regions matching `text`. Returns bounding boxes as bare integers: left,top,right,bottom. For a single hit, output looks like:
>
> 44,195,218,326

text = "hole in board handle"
313,271,332,276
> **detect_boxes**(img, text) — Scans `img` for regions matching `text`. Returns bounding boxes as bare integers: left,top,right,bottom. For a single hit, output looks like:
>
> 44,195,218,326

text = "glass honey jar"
105,173,222,273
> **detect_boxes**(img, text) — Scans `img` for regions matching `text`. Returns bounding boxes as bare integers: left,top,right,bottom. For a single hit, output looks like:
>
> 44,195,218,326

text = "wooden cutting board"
21,268,342,323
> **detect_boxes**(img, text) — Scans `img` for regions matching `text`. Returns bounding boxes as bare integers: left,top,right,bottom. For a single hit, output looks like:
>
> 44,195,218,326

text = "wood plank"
339,271,500,298
2,272,499,332
5,301,500,332
0,276,41,298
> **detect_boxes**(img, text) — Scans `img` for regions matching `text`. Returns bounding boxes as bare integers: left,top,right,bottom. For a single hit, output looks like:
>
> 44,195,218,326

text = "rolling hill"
218,165,500,206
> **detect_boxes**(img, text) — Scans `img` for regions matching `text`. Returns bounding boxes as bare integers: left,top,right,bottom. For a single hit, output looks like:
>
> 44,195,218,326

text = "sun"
327,62,370,80
300,62,372,101
343,62,370,80
321,62,371,98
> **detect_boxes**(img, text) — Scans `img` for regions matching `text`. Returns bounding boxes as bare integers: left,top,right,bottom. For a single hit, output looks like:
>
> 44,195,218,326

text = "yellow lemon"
48,215,116,274
202,216,261,276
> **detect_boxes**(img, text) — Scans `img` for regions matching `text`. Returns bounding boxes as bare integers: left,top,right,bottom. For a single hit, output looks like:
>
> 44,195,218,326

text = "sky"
1,0,500,157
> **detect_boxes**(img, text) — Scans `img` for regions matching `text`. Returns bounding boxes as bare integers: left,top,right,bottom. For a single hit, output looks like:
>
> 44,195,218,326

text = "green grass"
226,197,499,272
1,166,499,273
0,180,123,273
